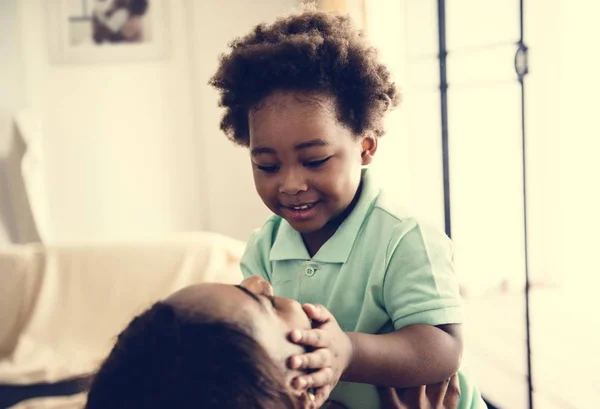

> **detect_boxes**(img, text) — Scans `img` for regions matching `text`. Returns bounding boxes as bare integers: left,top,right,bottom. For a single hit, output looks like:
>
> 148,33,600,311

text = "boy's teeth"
291,204,312,210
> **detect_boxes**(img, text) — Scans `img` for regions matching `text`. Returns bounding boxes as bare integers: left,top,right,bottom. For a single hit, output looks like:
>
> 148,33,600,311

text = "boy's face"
248,91,376,237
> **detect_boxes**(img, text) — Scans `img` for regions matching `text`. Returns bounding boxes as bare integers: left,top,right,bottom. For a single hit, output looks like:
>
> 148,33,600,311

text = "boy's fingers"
288,348,333,370
294,367,334,389
376,387,406,409
424,377,450,407
313,385,333,408
298,390,319,409
302,303,332,322
443,374,461,407
289,328,330,347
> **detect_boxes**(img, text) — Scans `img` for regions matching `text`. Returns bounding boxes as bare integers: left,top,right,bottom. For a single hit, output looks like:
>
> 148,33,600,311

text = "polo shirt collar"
269,168,380,263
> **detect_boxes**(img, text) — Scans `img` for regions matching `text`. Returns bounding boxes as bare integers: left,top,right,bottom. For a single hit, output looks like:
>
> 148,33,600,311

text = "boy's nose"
279,170,308,195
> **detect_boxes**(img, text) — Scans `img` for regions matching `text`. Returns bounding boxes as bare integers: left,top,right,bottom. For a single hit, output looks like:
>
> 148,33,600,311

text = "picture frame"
45,0,170,64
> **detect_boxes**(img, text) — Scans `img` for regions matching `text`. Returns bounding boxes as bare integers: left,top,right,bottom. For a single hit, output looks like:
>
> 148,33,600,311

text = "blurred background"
1,0,598,408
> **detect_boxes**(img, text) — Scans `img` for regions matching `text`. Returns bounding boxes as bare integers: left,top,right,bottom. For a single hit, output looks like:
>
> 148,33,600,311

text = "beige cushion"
0,232,245,385
8,393,87,409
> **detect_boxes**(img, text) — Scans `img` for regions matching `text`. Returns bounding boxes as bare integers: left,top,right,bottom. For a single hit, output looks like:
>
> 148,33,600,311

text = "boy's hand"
288,303,353,408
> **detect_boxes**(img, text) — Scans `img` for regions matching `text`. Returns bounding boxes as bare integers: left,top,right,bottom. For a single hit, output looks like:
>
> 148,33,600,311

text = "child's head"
210,9,399,237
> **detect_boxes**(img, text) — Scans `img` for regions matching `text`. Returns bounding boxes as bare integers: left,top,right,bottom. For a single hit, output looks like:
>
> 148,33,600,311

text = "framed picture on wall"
45,0,170,64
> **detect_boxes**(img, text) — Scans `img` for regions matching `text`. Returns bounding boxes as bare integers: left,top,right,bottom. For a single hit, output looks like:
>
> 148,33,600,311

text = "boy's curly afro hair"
209,8,401,147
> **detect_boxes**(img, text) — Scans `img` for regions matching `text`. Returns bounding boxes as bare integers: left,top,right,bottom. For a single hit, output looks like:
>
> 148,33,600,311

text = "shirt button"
305,267,316,277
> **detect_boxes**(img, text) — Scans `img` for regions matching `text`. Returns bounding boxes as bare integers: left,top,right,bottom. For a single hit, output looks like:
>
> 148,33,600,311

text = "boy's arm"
343,323,462,388
290,223,464,394
289,305,462,405
349,222,463,387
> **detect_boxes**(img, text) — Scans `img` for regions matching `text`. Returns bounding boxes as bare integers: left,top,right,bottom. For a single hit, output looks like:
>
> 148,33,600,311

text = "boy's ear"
360,136,377,165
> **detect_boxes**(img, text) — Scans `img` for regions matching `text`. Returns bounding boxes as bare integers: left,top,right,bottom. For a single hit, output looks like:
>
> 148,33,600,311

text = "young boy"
210,8,486,409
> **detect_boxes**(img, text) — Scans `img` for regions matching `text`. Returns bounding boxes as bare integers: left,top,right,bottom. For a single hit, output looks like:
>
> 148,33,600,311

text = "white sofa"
0,232,246,408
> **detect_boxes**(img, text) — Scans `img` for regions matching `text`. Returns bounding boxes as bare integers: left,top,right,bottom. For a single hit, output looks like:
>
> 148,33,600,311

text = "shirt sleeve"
383,220,464,330
240,227,273,283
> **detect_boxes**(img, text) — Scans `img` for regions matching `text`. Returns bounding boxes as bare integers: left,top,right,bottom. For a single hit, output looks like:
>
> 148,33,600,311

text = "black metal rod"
520,0,525,44
518,0,534,407
520,56,534,409
520,70,534,409
437,0,452,238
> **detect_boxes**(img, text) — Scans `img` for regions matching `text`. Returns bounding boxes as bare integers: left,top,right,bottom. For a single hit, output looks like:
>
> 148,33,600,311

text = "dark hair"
85,302,297,409
209,8,401,146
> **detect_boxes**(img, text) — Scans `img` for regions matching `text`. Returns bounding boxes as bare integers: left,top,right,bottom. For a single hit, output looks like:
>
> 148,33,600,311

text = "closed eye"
256,164,279,173
304,157,331,169
261,294,276,308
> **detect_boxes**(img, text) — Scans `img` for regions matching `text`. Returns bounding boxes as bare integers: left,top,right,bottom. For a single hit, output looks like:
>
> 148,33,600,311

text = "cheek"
315,162,361,200
280,309,309,333
253,173,277,200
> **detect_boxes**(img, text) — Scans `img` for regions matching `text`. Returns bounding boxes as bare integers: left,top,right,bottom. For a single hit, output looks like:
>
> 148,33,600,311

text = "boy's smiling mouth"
279,201,320,221
284,202,317,211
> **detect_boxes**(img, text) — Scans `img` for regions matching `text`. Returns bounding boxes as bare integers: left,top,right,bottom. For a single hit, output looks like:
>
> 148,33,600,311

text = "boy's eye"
304,157,331,168
256,164,279,173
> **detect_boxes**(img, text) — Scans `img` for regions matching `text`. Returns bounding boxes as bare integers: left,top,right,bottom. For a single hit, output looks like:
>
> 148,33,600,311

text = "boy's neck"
302,226,337,258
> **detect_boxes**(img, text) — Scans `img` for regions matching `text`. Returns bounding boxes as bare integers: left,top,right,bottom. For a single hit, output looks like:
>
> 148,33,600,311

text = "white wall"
189,0,299,241
11,0,298,244
17,0,200,242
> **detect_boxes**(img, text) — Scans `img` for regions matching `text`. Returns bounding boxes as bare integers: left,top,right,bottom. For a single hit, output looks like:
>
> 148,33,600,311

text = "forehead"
248,91,349,147
166,283,262,322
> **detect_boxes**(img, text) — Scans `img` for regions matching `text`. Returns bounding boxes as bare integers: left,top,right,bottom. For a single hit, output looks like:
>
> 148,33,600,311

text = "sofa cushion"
0,232,245,385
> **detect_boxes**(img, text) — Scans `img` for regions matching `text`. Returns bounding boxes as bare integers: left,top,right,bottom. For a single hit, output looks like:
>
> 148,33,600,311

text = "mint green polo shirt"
241,168,486,409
